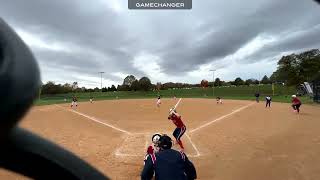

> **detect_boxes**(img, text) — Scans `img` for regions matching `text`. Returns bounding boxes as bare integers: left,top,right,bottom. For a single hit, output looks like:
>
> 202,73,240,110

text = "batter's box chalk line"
114,133,201,158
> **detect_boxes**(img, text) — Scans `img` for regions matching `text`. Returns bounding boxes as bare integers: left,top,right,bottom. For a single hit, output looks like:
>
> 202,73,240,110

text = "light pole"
99,72,105,92
210,69,216,97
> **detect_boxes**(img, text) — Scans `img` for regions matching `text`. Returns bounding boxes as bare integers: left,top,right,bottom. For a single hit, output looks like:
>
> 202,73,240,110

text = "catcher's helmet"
158,134,172,150
152,133,162,144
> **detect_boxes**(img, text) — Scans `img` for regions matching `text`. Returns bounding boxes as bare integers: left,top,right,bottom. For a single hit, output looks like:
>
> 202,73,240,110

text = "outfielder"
156,95,161,108
291,95,302,113
168,109,186,150
255,92,260,103
265,96,272,107
71,95,78,108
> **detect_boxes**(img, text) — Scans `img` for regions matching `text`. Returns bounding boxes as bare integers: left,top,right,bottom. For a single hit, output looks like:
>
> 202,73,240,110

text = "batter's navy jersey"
141,149,197,180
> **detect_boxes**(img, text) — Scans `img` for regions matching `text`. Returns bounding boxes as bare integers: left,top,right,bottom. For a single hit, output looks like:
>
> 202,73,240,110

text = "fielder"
168,108,186,150
156,95,161,108
89,96,94,103
291,95,302,113
255,92,260,103
71,95,78,108
216,97,223,104
265,96,272,108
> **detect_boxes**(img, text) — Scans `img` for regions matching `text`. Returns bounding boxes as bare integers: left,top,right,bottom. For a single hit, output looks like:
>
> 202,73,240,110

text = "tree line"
270,49,320,86
40,49,320,95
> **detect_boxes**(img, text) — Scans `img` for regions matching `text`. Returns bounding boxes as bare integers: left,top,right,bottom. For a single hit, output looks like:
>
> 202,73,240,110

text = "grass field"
36,85,316,106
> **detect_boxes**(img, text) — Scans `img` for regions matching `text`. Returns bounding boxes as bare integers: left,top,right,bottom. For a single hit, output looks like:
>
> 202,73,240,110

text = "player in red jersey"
291,95,302,113
168,109,186,150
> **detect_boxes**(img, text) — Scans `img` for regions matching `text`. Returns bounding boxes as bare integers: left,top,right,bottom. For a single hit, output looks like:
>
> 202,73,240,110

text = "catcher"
144,133,162,165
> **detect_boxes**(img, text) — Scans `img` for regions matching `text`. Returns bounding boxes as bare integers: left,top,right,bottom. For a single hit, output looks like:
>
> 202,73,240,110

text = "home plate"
115,134,147,157
115,133,200,158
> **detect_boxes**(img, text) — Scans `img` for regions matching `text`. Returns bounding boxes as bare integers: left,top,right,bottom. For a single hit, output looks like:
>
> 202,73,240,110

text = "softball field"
1,99,320,180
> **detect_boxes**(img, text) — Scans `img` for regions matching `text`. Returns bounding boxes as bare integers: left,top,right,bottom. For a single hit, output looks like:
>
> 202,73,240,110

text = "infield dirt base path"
1,99,320,180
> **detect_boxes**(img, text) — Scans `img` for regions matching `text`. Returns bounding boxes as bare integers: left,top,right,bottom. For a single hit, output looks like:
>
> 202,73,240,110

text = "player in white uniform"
156,96,161,107
71,96,78,108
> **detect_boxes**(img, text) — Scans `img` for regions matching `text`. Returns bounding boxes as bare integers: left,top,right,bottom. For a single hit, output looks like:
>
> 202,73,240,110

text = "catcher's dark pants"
292,103,301,113
266,100,271,107
173,126,186,141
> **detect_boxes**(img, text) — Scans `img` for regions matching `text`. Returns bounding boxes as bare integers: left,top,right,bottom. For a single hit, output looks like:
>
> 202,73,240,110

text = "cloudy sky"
1,0,320,88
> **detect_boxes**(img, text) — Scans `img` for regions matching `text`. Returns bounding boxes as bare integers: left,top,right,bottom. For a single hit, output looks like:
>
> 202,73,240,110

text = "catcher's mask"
152,133,162,146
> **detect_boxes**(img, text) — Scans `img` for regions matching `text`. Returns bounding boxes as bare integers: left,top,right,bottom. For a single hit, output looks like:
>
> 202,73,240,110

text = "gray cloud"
158,0,320,74
0,0,319,86
243,24,320,64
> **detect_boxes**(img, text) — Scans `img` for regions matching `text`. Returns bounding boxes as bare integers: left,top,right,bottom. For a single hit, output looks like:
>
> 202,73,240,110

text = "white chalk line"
114,135,144,157
55,105,131,135
114,132,201,158
189,102,255,133
145,134,149,149
185,133,201,157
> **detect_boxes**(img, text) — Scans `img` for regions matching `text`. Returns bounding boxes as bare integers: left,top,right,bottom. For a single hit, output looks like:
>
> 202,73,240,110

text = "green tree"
72,82,78,90
214,78,222,87
234,77,244,86
131,80,140,91
110,85,117,91
123,75,136,87
270,49,320,86
156,82,162,90
269,73,278,83
117,85,130,91
261,75,271,84
94,87,100,92
139,77,152,91
245,79,254,86
102,87,108,92
298,49,320,81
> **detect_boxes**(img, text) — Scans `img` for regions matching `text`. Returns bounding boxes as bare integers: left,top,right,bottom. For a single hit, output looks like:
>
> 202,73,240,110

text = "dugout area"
1,98,320,179
313,79,320,103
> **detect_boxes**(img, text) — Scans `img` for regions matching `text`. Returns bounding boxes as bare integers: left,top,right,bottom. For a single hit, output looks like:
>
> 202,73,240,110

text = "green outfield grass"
35,84,316,106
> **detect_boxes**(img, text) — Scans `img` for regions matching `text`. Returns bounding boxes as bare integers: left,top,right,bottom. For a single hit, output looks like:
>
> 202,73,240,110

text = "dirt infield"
1,98,320,179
